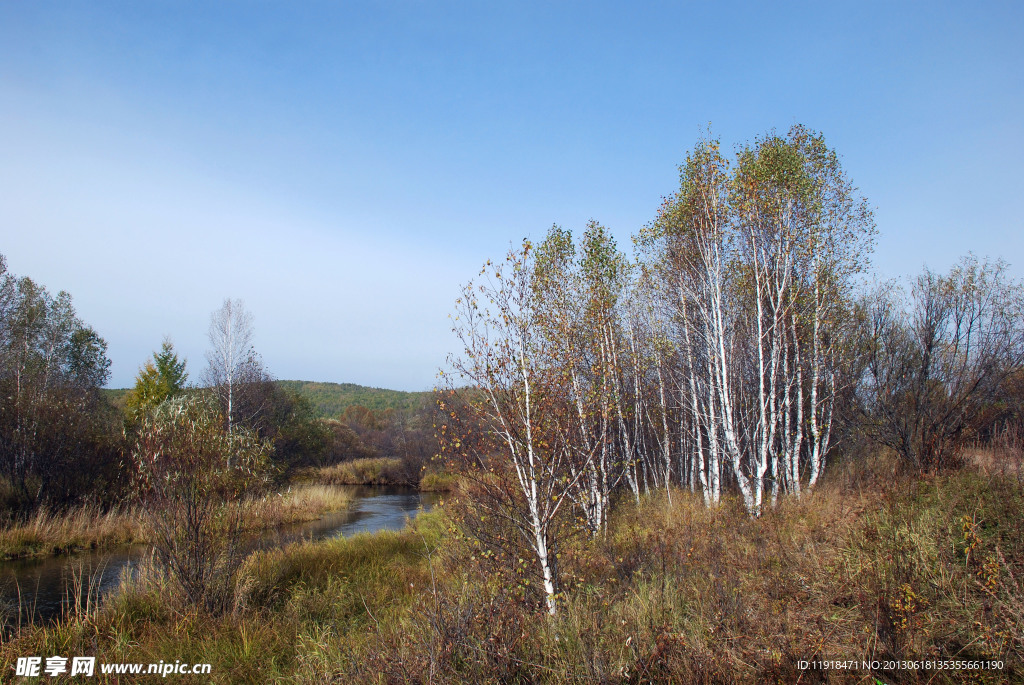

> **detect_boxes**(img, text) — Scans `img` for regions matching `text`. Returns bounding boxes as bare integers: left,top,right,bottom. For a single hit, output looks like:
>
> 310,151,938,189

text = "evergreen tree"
125,338,189,420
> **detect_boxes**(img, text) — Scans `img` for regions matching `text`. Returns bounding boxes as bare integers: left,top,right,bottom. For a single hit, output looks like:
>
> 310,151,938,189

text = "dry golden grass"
0,511,444,682
317,457,410,486
0,505,147,561
965,425,1024,482
354,457,1024,683
0,485,353,561
239,484,353,530
2,457,1021,683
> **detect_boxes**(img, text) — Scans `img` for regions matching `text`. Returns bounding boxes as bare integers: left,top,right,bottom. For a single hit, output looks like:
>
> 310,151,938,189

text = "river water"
1,486,439,624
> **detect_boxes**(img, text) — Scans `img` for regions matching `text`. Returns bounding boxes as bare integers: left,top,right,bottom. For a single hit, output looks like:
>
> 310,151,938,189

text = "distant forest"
106,380,430,420
274,380,430,417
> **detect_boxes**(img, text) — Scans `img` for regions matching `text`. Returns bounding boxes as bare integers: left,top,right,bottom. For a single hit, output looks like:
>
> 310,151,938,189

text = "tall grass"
238,484,353,530
351,460,1024,683
0,485,353,562
968,423,1024,483
317,457,456,490
1,459,1020,683
419,470,457,492
0,512,443,683
317,457,410,486
0,505,147,561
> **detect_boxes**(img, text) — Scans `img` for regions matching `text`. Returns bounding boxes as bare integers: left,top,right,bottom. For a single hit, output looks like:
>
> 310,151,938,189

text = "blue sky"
1,1,1021,390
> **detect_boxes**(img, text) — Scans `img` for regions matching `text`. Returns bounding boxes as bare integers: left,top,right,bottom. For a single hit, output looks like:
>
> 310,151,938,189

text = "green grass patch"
419,470,457,492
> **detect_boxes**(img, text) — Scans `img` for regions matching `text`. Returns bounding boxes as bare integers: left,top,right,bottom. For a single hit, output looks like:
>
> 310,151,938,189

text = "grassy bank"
2,459,1021,682
316,457,456,491
0,505,147,561
1,513,443,681
419,470,457,492
354,462,1023,683
0,484,353,561
238,484,353,532
317,457,412,486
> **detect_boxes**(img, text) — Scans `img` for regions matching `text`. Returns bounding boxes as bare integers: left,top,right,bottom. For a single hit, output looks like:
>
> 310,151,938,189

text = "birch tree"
639,138,735,508
639,127,873,514
441,242,586,614
779,127,873,491
532,223,640,533
204,298,256,434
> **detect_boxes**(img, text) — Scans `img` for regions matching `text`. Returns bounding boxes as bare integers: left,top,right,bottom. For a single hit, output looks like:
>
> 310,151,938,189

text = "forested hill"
103,382,432,419
275,381,431,417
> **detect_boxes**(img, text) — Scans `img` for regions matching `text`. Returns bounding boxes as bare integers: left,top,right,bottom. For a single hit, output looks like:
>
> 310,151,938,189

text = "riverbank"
314,457,456,491
0,505,146,562
4,461,1020,682
1,511,445,677
0,484,353,562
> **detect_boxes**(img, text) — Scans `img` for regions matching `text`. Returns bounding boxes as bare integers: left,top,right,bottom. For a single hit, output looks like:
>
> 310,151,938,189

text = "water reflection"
1,486,438,624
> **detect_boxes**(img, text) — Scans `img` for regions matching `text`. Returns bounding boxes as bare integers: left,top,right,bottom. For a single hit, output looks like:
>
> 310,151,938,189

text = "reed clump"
239,484,353,530
317,457,411,486
0,505,147,561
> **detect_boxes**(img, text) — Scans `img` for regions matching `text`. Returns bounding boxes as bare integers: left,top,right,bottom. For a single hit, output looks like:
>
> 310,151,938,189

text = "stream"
1,485,439,624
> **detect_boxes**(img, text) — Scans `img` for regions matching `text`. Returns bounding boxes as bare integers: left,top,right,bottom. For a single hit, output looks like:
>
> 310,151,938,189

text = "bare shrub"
859,257,1024,470
131,394,273,613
